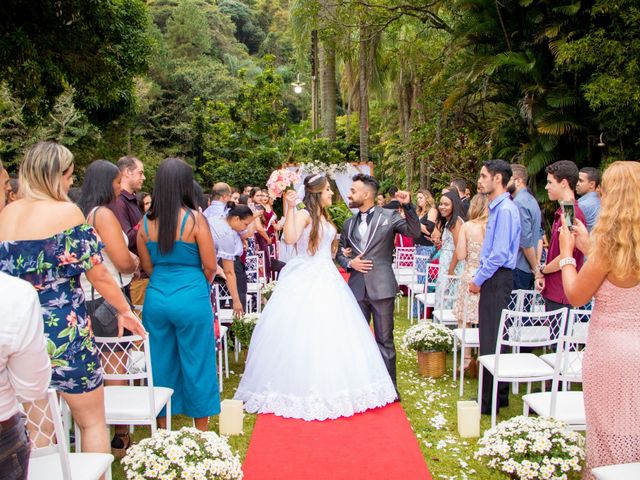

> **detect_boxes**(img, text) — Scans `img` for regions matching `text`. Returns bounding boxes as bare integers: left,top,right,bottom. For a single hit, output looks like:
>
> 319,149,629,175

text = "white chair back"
508,289,545,312
24,390,72,476
434,274,460,324
498,308,568,349
94,335,153,384
393,246,415,269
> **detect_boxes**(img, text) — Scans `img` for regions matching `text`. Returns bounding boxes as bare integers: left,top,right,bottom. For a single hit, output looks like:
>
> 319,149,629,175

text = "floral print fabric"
0,224,105,393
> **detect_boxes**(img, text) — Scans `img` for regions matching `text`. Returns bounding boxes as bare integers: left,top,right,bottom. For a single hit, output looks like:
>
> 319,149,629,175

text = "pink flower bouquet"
266,168,300,198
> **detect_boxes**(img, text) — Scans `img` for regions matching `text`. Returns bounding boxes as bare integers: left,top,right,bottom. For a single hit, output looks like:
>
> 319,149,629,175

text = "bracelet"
559,257,577,269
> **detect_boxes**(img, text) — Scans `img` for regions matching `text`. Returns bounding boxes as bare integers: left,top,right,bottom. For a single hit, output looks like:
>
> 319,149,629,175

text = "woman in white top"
78,160,139,456
209,203,255,318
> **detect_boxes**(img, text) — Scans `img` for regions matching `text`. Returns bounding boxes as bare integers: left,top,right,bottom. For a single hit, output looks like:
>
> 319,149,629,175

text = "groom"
337,174,421,396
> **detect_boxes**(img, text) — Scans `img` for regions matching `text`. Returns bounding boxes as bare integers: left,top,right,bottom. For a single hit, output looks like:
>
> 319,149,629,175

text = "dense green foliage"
0,0,638,196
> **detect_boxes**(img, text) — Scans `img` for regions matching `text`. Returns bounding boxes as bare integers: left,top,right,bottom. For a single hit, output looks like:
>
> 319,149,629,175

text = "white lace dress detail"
234,218,397,421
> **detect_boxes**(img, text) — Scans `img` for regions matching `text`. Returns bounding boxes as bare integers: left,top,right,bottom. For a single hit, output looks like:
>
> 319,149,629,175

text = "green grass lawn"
111,301,570,480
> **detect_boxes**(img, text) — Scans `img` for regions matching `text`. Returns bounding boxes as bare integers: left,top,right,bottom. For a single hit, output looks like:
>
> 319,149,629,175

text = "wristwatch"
559,257,577,269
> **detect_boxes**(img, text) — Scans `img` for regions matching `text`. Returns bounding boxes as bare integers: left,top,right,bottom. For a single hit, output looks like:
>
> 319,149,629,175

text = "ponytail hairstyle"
225,202,254,220
302,174,335,256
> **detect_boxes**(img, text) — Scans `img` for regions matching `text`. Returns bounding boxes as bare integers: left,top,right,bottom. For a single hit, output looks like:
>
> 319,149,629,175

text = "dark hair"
387,185,398,196
546,160,579,190
116,155,140,172
450,178,467,193
136,191,150,211
67,186,82,205
437,190,466,230
192,180,208,210
238,194,249,205
147,158,196,254
78,160,120,216
483,159,513,187
352,174,380,195
580,167,601,188
250,187,261,199
225,202,253,220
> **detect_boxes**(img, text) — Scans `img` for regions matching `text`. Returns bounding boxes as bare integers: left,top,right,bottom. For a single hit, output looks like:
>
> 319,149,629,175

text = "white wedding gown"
234,216,397,421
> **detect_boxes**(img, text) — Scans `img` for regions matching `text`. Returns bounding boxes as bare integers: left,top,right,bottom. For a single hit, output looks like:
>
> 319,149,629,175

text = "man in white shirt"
0,271,51,479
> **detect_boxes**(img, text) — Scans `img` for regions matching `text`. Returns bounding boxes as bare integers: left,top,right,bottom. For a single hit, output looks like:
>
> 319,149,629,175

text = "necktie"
358,212,369,249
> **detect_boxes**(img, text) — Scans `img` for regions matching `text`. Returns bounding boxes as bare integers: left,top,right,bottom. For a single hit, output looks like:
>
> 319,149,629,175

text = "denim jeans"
0,414,30,480
513,268,534,291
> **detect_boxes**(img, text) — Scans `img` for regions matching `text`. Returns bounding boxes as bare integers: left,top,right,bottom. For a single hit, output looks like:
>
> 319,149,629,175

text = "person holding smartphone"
536,160,587,311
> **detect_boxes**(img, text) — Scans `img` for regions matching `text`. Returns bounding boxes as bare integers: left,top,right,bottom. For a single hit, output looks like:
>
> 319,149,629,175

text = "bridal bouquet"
402,322,454,353
122,427,243,480
231,312,260,347
475,416,585,480
266,168,305,210
266,168,300,198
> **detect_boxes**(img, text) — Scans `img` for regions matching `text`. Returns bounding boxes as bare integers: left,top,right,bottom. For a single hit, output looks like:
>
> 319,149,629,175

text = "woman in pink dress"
558,161,640,478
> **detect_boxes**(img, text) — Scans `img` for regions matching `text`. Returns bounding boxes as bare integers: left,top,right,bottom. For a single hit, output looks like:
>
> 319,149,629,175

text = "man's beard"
348,198,363,209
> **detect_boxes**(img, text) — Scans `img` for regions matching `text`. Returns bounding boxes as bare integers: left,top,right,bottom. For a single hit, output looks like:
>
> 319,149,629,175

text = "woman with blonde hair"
559,161,640,478
0,141,145,455
235,174,397,420
453,193,489,375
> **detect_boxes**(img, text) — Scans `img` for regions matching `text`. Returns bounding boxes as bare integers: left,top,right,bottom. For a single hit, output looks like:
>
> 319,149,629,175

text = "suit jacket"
336,205,421,301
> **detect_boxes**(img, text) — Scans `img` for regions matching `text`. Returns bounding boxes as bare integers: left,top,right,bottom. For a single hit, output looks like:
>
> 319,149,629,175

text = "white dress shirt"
0,272,51,420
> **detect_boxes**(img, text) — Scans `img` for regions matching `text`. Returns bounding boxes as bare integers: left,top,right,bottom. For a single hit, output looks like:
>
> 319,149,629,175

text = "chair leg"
526,382,532,394
234,337,239,362
166,400,172,431
523,403,530,416
224,335,229,378
218,346,223,393
477,366,484,418
452,337,458,386
491,378,499,428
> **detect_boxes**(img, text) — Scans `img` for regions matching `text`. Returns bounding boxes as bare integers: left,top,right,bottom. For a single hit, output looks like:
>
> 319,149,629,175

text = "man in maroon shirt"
109,155,146,304
535,160,586,311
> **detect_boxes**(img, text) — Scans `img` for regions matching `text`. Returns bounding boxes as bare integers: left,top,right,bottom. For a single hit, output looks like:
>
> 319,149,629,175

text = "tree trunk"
358,25,369,162
319,41,336,141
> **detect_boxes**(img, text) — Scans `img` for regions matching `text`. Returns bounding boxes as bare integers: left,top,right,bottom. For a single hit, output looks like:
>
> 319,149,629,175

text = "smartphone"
560,201,574,229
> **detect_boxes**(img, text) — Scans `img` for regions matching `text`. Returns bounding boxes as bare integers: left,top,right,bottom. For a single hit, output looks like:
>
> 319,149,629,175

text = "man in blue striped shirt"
469,160,521,415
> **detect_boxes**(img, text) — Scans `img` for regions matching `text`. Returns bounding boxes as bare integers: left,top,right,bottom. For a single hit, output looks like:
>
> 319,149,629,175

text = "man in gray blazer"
336,174,421,395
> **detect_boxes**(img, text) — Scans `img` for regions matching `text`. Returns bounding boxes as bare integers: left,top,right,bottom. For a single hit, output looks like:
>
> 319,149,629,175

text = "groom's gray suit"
336,204,421,390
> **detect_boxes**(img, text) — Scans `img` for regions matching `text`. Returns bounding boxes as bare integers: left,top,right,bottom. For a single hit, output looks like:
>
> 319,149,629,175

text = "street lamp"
291,73,305,95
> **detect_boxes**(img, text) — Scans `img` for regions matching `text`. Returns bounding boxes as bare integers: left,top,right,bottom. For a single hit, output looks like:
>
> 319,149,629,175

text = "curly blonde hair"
591,161,640,281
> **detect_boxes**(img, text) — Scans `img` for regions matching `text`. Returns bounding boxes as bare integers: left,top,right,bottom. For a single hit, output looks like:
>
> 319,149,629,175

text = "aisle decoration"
297,160,347,179
475,416,585,480
231,312,260,347
402,322,454,377
261,280,277,302
122,427,243,480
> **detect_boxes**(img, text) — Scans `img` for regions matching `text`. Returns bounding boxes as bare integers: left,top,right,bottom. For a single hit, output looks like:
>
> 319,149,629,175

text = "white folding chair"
26,389,114,479
413,263,440,321
433,274,460,326
592,463,640,480
478,308,568,427
407,254,429,321
452,299,480,396
93,335,173,442
245,254,263,313
540,309,590,379
393,246,416,311
522,310,587,430
214,283,250,362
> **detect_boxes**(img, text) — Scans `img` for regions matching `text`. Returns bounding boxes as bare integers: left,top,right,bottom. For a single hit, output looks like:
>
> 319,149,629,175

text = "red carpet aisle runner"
242,402,432,480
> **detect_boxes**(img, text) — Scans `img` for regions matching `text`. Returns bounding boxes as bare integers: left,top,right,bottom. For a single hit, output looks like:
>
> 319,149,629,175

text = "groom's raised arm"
391,202,421,238
336,218,352,270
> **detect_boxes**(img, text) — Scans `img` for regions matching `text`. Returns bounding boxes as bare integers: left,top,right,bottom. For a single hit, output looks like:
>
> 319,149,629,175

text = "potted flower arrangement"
475,416,585,480
402,322,454,377
122,427,243,480
261,280,277,303
231,312,260,348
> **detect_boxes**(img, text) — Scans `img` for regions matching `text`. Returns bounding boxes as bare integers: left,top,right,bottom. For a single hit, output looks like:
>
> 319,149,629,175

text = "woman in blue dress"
0,141,145,455
137,158,220,431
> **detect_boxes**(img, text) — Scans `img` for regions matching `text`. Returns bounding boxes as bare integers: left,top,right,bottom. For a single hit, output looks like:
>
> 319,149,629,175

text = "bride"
234,174,397,421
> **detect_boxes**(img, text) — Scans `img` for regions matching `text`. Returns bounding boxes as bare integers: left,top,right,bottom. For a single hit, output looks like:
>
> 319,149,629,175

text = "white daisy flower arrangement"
401,322,454,353
298,161,347,179
475,416,585,480
261,280,277,301
122,427,243,480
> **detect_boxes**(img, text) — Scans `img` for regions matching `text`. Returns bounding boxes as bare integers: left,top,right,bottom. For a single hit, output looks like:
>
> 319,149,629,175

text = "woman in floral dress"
0,142,145,454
